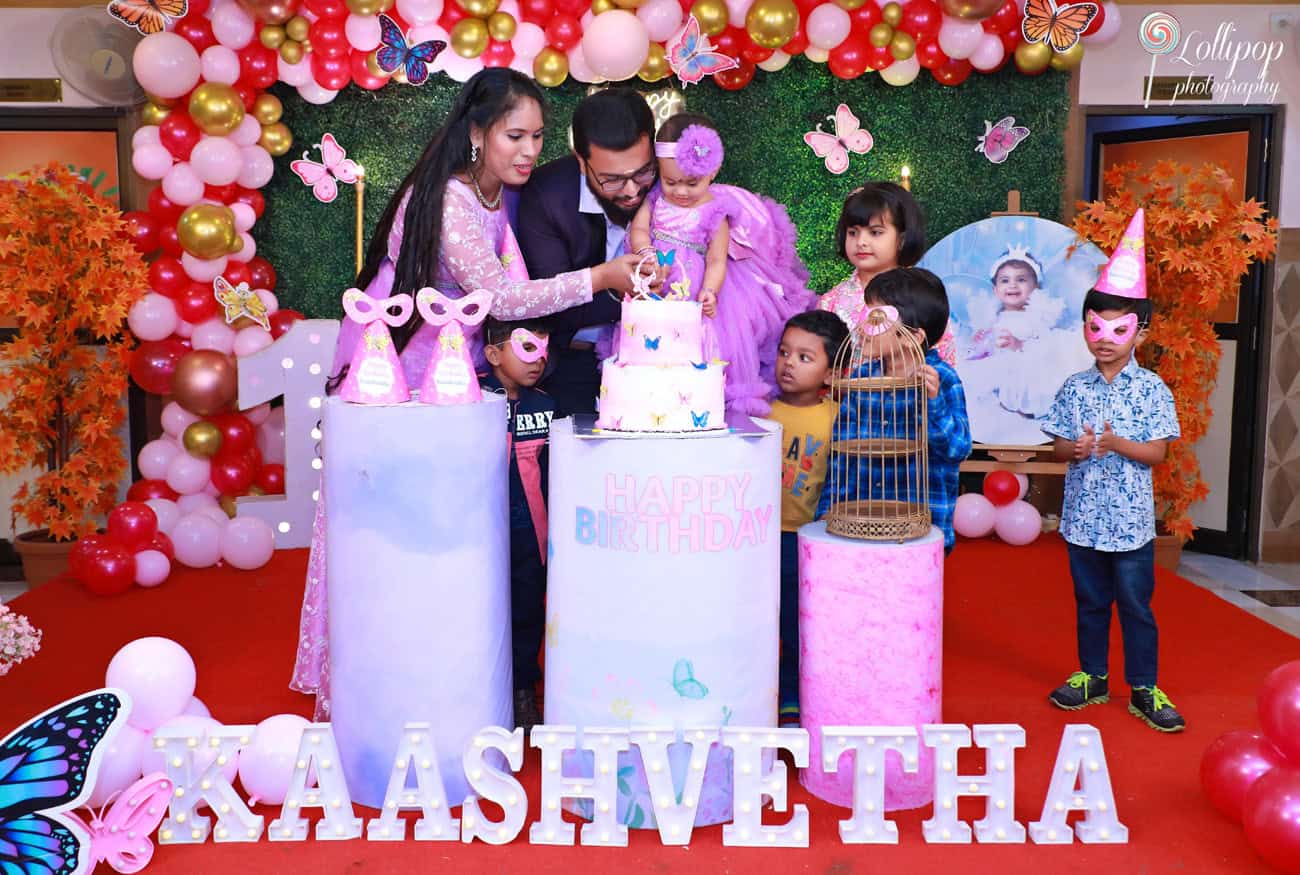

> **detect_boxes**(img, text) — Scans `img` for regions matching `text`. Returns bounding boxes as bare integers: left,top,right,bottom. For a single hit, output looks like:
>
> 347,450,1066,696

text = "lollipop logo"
1139,12,1181,55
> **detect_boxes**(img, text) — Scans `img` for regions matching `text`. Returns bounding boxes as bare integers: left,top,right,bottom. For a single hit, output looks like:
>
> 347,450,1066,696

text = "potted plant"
1073,160,1278,569
0,163,148,585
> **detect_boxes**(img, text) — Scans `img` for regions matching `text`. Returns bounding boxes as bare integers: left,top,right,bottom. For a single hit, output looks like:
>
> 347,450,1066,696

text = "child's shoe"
779,700,800,727
1048,672,1109,710
1128,686,1186,733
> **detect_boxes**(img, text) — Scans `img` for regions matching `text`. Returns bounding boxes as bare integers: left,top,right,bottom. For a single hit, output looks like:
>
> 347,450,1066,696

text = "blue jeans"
1066,540,1158,688
779,531,800,706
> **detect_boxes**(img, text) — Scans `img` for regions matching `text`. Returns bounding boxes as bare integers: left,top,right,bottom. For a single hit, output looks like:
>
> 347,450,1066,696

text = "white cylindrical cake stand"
797,521,944,811
323,394,511,808
544,418,781,828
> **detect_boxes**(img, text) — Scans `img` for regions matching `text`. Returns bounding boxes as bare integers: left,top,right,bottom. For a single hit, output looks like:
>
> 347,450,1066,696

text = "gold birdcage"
824,305,931,542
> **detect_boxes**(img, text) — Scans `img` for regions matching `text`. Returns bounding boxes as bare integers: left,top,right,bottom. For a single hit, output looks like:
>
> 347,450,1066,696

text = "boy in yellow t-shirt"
768,310,849,724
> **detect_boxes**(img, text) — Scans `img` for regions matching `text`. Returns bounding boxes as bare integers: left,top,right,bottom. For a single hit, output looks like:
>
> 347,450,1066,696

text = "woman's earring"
470,143,480,163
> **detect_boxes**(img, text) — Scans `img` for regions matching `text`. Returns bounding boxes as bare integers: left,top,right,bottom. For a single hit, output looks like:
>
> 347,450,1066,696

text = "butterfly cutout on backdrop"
803,104,874,176
667,15,740,86
64,774,173,874
0,690,126,875
213,276,271,330
376,14,447,86
672,658,709,699
1020,0,1098,52
106,0,186,35
976,116,1031,164
290,132,360,204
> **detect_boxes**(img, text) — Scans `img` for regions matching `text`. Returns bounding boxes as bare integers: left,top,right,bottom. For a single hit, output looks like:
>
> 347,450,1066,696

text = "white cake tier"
596,360,726,432
618,299,707,366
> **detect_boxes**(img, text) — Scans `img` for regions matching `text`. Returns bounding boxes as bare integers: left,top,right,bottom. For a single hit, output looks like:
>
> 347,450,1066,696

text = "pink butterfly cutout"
290,132,360,203
63,773,174,874
803,104,873,176
976,116,1030,164
667,15,739,86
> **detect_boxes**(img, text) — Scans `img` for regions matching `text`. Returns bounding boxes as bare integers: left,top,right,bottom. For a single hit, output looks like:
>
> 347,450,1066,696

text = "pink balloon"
105,636,197,731
230,201,257,232
637,0,683,43
140,715,239,788
162,401,201,438
175,319,196,339
86,724,150,807
176,492,219,515
182,252,228,282
278,54,315,87
396,0,443,25
1202,730,1289,823
257,407,286,465
221,516,276,569
211,2,255,49
172,513,225,568
409,24,451,72
191,137,243,186
128,292,180,342
133,32,201,99
163,162,205,205
230,114,263,148
233,325,274,358
1259,660,1300,763
969,32,1005,71
994,499,1041,546
513,22,546,60
346,13,383,51
191,317,237,354
237,145,275,189
238,714,311,805
566,43,597,83
296,81,340,105
200,45,241,83
132,144,174,181
937,14,984,60
183,695,211,718
254,288,279,314
1243,768,1300,875
725,0,754,24
138,438,182,481
229,231,256,263
1086,0,1121,46
243,402,271,426
581,11,648,80
144,497,181,536
953,492,997,539
440,50,483,83
165,452,213,496
134,549,172,587
196,505,232,526
133,125,162,149
807,3,851,50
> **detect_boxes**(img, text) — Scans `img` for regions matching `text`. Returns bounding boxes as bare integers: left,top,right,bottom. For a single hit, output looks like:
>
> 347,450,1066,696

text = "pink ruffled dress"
290,179,593,719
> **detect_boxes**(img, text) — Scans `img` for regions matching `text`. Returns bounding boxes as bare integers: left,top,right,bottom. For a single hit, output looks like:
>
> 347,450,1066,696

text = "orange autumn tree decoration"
0,163,148,541
1073,161,1278,541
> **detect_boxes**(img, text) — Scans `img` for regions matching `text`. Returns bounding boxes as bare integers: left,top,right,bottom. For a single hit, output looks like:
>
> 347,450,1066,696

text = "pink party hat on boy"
1095,208,1147,299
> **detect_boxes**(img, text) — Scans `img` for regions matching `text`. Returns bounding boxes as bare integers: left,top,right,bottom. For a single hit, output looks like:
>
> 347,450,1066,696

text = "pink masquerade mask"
416,287,492,406
510,328,549,363
1085,310,1139,344
342,288,414,326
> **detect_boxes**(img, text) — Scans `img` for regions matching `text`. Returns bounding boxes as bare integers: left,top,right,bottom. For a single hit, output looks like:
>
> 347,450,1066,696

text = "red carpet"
3,535,1297,873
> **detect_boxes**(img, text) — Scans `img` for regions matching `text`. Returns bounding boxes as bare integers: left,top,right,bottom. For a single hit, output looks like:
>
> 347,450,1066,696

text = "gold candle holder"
354,164,366,275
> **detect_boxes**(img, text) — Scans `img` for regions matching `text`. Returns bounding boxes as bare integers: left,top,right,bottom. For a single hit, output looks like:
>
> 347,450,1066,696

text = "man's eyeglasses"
591,161,657,194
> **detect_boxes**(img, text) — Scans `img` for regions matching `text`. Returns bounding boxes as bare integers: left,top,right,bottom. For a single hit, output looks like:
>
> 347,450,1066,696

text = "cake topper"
630,252,659,300
213,276,270,331
416,288,491,405
339,288,413,405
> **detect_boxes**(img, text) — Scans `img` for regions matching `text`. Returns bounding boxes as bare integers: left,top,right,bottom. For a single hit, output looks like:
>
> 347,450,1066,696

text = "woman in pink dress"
292,69,643,718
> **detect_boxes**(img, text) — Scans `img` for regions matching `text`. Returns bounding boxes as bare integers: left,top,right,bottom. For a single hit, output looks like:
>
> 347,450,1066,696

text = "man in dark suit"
516,88,658,416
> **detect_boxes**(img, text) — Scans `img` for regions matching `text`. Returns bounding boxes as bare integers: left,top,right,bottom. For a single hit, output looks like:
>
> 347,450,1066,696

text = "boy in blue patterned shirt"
1040,212,1185,732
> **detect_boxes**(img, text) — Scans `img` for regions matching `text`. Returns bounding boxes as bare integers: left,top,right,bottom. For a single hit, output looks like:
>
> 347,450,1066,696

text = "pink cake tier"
596,359,725,432
617,299,707,366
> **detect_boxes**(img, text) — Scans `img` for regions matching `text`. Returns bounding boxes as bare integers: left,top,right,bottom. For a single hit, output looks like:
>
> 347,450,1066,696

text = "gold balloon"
868,22,893,47
487,11,516,40
532,46,568,87
637,42,670,82
591,0,615,13
938,0,1002,20
1049,41,1085,70
260,25,286,49
611,0,645,7
218,495,238,517
145,91,178,107
365,50,392,79
248,485,267,497
450,18,489,57
689,0,728,36
380,0,395,9
746,0,798,49
171,351,238,417
177,204,240,260
299,38,312,51
832,0,866,8
182,421,223,458
279,40,304,63
188,83,245,137
236,0,299,25
258,122,294,157
889,29,915,60
252,94,283,125
285,15,310,42
141,101,170,125
345,0,385,13
1014,40,1052,73
455,0,497,16
880,1,903,26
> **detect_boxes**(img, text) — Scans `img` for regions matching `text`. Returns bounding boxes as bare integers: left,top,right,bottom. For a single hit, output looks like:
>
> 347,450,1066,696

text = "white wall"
0,7,106,108
1078,3,1299,226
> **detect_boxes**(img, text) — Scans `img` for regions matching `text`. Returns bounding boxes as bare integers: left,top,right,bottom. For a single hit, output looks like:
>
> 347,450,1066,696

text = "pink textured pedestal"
797,521,944,811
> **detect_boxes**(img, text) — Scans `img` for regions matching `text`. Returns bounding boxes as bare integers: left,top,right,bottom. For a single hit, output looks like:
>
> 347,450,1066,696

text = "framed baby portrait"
919,216,1109,447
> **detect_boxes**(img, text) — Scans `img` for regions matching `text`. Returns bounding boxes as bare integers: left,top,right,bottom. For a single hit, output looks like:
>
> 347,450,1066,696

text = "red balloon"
519,0,553,24
865,42,894,71
1259,661,1300,763
999,29,1022,54
81,541,135,596
990,0,1022,33
127,479,180,502
130,338,189,395
781,21,809,56
311,52,352,90
714,59,754,90
248,255,276,291
982,470,1019,506
351,49,388,90
915,37,947,69
1243,768,1300,875
828,33,871,79
239,44,279,89
204,183,238,203
160,112,202,161
741,39,774,64
157,222,184,258
222,260,252,287
122,210,160,254
234,83,258,112
148,531,176,560
850,2,881,30
256,463,286,495
107,501,160,551
177,282,219,324
69,534,114,584
1081,2,1105,36
149,255,188,297
243,444,263,472
232,187,266,219
175,15,217,52
211,412,256,455
310,18,350,58
1202,731,1289,823
211,454,256,496
482,38,515,67
439,0,468,29
714,26,744,57
304,0,348,17
148,187,185,220
902,0,942,40
555,0,587,14
268,309,304,340
933,56,972,85
187,0,210,14
545,15,582,52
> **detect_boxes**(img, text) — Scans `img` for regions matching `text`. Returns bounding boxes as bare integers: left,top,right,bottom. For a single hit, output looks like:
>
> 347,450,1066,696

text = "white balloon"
200,45,241,84
937,14,983,61
804,46,830,64
969,32,1005,71
880,54,920,85
806,3,851,51
1085,1,1121,47
297,81,340,105
277,54,314,87
757,49,790,72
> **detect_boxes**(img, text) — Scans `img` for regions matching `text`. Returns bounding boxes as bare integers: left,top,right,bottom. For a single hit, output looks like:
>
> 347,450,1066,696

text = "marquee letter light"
154,725,263,844
529,726,630,847
269,723,363,841
819,726,919,844
722,727,810,848
629,726,720,846
921,724,1027,844
461,726,528,845
1029,725,1128,844
367,722,458,841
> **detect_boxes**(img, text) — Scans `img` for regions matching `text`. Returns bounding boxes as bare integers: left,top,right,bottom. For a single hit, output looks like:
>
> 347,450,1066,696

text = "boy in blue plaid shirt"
817,268,971,551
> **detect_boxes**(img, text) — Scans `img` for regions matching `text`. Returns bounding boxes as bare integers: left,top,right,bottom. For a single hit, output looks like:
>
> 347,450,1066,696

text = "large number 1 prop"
237,319,341,549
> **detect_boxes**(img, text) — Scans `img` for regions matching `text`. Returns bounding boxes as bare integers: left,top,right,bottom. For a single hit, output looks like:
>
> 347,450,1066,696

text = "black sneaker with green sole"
1129,686,1186,733
1049,672,1110,710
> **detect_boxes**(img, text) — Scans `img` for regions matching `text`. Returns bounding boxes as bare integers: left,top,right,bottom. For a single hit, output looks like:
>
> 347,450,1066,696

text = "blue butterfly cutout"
376,14,446,86
672,658,709,699
690,410,709,428
691,361,708,370
644,336,661,350
1,690,125,875
656,249,675,267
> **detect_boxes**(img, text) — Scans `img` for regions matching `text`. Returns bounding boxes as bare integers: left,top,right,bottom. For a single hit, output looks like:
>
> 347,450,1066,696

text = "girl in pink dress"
291,69,643,718
626,113,816,417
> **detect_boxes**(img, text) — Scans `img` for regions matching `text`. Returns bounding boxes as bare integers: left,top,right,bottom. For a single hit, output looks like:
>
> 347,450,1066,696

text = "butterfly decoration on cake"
290,133,361,204
644,336,661,351
976,117,1031,164
0,690,129,875
340,288,414,405
376,14,447,86
803,104,874,176
106,0,186,35
672,658,709,699
690,411,710,428
63,774,174,874
213,276,271,331
1020,0,1098,51
667,15,740,86
416,288,490,405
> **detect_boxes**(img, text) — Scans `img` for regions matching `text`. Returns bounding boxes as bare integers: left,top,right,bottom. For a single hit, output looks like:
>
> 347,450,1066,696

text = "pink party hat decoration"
416,287,491,405
339,288,413,404
1095,208,1148,299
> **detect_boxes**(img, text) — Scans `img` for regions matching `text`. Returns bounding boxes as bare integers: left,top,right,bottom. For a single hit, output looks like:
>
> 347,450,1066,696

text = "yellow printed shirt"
769,398,837,532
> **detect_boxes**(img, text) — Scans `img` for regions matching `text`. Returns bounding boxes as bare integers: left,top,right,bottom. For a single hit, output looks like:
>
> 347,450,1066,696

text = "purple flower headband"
654,124,724,178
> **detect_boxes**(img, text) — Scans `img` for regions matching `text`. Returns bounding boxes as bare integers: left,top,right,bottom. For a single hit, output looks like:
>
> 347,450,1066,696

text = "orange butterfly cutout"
106,0,187,36
1020,0,1098,52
